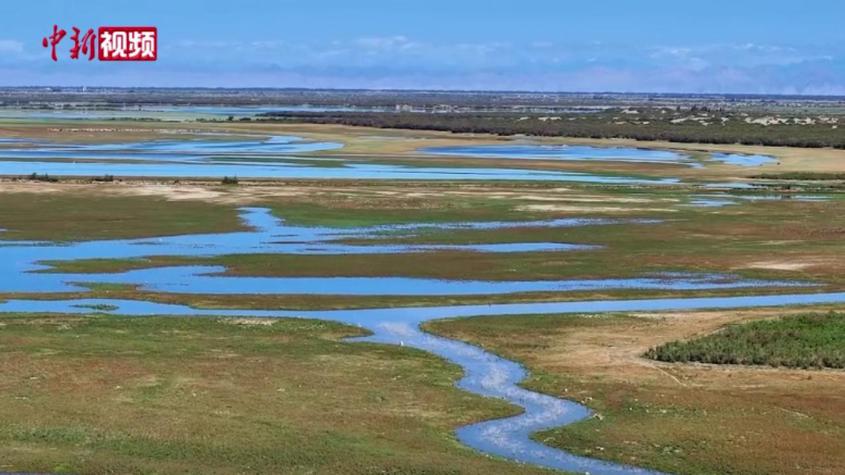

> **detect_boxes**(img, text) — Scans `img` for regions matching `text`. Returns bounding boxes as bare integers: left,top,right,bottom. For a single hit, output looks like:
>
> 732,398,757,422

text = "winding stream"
3,292,845,474
0,208,835,474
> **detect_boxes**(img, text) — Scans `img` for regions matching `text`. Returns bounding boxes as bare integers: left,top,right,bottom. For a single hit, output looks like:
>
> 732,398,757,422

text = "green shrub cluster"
27,172,58,182
646,312,845,369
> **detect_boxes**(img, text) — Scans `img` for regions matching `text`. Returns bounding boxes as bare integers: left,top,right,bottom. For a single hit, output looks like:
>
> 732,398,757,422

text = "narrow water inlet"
43,267,811,295
422,144,697,167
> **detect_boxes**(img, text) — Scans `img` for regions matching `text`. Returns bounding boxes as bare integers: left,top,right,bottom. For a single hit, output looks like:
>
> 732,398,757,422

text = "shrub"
27,173,58,182
645,312,845,369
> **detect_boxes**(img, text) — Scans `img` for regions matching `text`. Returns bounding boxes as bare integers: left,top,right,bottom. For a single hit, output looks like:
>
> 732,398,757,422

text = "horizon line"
2,85,845,100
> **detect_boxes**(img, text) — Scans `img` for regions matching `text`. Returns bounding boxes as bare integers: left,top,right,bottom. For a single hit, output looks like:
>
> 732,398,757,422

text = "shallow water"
423,145,780,170
4,206,625,265
688,193,829,208
19,265,809,296
0,105,390,121
423,144,696,166
688,197,737,207
710,152,776,167
0,136,678,183
1,208,803,297
702,182,760,190
0,135,341,162
0,159,679,182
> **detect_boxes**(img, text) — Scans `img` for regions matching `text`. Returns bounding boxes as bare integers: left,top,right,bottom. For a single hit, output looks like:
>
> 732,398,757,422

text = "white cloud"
11,35,843,94
354,35,418,50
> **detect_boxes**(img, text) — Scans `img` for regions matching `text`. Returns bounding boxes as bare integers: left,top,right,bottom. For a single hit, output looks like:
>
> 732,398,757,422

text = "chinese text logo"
42,25,157,62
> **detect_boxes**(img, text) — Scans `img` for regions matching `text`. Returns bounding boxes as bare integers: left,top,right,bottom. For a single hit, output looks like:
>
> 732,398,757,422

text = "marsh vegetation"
646,312,845,369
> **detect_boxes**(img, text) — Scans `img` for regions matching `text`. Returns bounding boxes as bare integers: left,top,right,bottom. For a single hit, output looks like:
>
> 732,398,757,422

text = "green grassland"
647,312,845,369
0,313,552,475
0,191,244,241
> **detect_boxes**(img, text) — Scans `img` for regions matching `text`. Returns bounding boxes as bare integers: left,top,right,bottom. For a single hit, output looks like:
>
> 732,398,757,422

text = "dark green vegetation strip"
647,312,845,369
260,110,845,148
0,313,549,474
753,172,845,180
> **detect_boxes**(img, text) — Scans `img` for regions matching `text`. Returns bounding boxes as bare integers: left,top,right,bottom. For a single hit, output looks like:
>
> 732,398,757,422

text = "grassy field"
425,309,845,475
0,189,244,241
0,312,556,475
647,312,845,369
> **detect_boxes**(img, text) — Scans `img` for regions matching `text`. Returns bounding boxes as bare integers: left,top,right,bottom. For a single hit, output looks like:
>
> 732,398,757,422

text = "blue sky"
2,0,844,94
